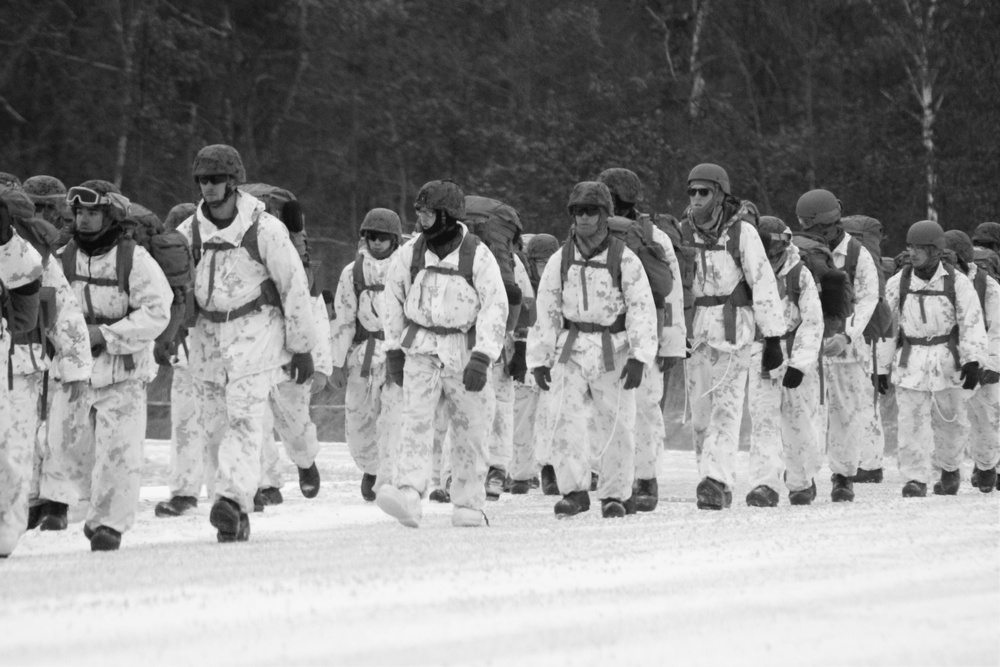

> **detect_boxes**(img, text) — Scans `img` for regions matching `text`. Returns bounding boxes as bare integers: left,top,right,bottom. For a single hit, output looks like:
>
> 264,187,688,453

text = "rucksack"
606,215,674,308
653,212,696,331
841,220,894,343
789,232,854,335
463,196,520,290
972,247,1000,283
8,218,59,351
241,183,316,295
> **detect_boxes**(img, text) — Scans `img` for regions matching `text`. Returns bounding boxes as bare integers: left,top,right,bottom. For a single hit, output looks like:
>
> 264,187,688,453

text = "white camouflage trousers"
395,352,495,511
822,361,875,477
896,386,969,483
549,356,636,501
747,352,822,494
688,344,751,489
29,374,57,506
634,362,665,480
0,373,42,554
968,383,1000,470
166,365,212,498
487,364,514,471
511,383,539,481
46,379,147,534
345,359,402,485
258,406,282,489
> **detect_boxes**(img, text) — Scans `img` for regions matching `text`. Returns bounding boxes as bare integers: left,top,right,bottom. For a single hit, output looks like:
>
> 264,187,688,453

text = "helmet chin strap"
207,184,237,210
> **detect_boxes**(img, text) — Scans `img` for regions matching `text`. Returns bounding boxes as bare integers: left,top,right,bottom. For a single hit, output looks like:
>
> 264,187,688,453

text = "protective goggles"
66,186,109,207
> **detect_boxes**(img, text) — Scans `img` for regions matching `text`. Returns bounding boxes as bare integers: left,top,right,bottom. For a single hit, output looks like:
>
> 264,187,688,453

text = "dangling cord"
700,350,735,398
595,380,625,460
931,392,959,424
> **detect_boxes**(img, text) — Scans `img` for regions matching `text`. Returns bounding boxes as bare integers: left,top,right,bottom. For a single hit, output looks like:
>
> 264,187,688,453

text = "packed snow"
1,440,997,667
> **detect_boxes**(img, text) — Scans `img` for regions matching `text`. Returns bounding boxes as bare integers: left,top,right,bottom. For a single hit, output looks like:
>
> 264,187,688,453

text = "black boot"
631,478,659,512
932,468,960,496
485,466,505,501
89,526,122,552
509,479,532,494
27,502,46,530
902,480,927,497
590,472,599,491
540,465,560,496
554,490,590,517
253,490,265,513
830,474,855,503
210,497,250,543
973,466,997,494
788,480,817,506
38,502,69,531
600,498,627,518
745,485,780,508
696,477,731,510
361,473,377,502
429,477,451,503
154,495,198,518
298,463,321,498
853,468,883,483
259,487,283,506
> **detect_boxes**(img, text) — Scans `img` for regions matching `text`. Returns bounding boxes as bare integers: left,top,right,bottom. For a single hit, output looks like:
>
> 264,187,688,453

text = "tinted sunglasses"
364,231,395,243
687,187,713,198
35,201,58,212
66,186,108,207
195,174,229,185
571,205,601,217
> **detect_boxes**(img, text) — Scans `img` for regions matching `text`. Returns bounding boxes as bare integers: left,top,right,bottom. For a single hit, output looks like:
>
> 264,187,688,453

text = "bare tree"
688,0,711,119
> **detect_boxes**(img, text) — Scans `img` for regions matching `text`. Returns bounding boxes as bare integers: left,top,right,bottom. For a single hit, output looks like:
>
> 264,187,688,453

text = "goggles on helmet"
66,186,109,207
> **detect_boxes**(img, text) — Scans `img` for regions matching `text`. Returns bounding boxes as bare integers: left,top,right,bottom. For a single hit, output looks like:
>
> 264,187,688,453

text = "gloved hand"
153,340,176,366
385,349,405,387
88,325,106,358
960,361,981,390
0,201,12,244
287,352,314,384
761,337,784,372
822,333,850,357
981,369,1000,385
782,366,804,389
532,366,552,391
507,341,527,383
329,365,347,390
872,373,890,395
620,358,644,390
463,351,492,392
657,356,682,372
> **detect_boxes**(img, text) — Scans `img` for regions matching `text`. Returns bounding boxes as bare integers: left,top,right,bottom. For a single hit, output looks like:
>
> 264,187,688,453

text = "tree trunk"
689,0,710,120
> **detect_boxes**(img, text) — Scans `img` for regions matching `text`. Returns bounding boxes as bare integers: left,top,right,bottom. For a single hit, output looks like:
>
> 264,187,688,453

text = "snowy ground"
1,441,998,667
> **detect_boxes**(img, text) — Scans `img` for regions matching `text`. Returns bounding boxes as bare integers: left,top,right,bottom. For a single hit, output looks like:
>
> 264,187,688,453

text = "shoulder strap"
61,240,79,283
458,233,479,288
974,269,988,311
786,262,804,307
116,238,137,295
898,266,912,314
191,217,202,266
240,218,263,266
726,219,742,266
607,236,625,290
410,235,427,284
845,237,861,281
352,253,366,296
942,263,956,311
559,238,575,287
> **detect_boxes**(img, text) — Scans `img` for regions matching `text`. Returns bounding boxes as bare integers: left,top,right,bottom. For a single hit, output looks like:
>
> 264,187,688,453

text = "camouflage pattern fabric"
859,405,888,471
0,374,41,553
634,362,664,480
968,384,1000,470
510,383,539,481
821,362,870,477
37,380,95,506
547,357,637,501
270,376,320,469
487,364,514,471
258,405,283,489
330,248,395,368
393,352,495,511
650,223,686,356
897,387,969,483
431,393,451,487
687,345,752,489
166,362,212,497
828,232,880,367
344,358,402,481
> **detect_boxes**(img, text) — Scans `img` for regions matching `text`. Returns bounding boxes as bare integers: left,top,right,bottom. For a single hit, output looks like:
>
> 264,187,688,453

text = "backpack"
606,215,674,309
463,196,520,290
8,218,59,349
789,232,854,335
653,212,696,332
972,247,1000,283
841,219,894,343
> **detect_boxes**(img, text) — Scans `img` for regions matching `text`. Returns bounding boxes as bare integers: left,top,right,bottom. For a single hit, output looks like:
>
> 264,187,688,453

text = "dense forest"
2,0,999,290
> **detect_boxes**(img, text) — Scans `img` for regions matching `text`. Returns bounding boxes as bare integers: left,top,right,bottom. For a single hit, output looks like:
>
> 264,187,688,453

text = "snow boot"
210,497,250,542
932,468,961,496
298,463,321,498
629,478,659,512
788,480,817,506
155,495,198,518
89,526,122,552
361,473,377,502
485,466,506,501
973,466,997,493
26,502,46,530
259,487,283,506
529,476,540,489
38,502,69,531
452,506,486,527
540,465,560,496
430,477,451,503
902,480,927,498
375,486,422,528
696,477,731,510
509,479,532,495
745,485,780,508
600,498,627,518
853,467,883,484
590,472,599,491
554,490,590,518
830,474,855,503
253,490,265,513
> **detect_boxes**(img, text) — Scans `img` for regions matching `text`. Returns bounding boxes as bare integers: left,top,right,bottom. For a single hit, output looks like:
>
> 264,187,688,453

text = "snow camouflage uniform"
746,228,824,504
382,216,508,525
0,221,45,556
174,191,318,520
505,253,537,486
878,238,989,492
50,190,172,543
330,233,403,496
527,182,658,513
683,169,785,507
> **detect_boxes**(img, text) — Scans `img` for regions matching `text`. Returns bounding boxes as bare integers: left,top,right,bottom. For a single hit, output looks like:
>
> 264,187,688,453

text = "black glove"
532,366,552,391
506,283,523,307
872,373,890,395
657,356,681,372
463,351,491,392
287,352,314,384
508,341,527,382
782,366,804,389
385,349,405,387
960,361,981,390
981,369,1000,385
761,337,784,373
153,340,176,366
620,358,644,390
0,201,12,244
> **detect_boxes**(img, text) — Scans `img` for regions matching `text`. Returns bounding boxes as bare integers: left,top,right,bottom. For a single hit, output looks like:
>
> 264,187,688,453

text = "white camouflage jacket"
527,238,658,379
10,256,92,382
175,192,318,383
877,262,989,392
829,232,879,366
383,224,508,372
688,219,785,352
330,247,396,369
969,264,1000,373
64,241,172,388
753,245,823,374
650,224,686,358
